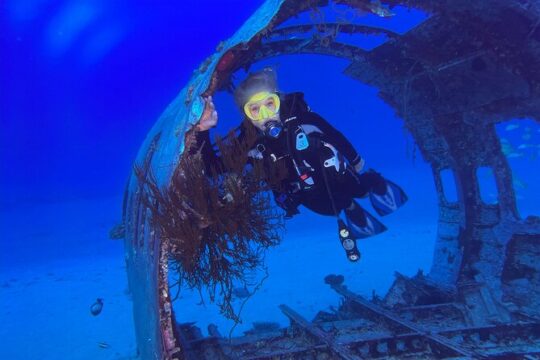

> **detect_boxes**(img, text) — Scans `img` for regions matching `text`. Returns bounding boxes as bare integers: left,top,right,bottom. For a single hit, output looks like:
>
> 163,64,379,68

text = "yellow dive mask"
243,91,280,121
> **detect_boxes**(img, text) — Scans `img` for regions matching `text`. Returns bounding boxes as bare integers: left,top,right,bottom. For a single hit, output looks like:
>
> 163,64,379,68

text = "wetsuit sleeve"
304,111,363,167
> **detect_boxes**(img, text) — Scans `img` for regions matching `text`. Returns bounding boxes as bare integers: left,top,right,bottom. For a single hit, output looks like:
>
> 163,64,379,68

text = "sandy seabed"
0,256,137,360
1,196,137,360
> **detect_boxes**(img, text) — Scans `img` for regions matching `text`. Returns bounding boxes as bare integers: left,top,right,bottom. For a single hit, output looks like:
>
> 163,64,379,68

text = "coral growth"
135,127,285,321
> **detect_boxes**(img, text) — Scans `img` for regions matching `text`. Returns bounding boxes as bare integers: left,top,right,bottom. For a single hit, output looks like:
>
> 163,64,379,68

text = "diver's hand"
196,96,218,131
354,158,365,173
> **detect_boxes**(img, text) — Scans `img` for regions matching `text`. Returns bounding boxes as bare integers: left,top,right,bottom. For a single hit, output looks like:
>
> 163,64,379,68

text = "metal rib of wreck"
116,0,540,358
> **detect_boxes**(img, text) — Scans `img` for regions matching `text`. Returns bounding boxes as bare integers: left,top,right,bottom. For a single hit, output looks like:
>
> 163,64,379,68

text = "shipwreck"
116,0,540,358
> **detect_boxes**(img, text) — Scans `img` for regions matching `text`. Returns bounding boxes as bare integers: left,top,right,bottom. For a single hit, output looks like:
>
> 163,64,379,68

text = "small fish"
354,0,395,18
504,124,519,131
501,143,515,155
367,0,395,17
98,342,110,349
513,178,527,189
90,298,104,316
507,152,524,158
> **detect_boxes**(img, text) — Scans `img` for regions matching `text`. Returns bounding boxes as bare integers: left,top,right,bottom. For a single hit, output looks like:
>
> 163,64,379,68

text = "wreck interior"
120,0,540,359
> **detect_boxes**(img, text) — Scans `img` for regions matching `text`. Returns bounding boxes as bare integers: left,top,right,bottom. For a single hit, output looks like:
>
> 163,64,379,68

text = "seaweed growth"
135,125,286,322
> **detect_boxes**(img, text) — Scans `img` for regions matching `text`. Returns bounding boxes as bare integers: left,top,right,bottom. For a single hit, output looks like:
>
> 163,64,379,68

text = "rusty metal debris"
175,277,540,359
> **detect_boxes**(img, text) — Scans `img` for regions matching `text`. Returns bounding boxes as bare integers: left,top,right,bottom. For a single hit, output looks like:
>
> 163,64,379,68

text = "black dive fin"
369,179,408,216
345,200,387,239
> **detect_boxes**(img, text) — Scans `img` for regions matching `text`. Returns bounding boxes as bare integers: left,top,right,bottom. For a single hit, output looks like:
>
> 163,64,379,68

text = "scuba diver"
195,68,407,262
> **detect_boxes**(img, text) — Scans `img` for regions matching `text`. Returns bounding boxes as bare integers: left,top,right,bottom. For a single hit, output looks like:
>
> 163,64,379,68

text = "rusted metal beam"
269,23,400,39
251,38,367,63
184,319,540,359
331,284,486,359
279,304,363,360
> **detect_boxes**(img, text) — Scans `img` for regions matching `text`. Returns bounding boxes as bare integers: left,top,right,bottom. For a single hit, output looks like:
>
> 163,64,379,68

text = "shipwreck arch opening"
172,50,440,337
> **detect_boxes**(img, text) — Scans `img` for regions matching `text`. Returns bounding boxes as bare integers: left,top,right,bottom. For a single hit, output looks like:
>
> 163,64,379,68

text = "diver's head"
234,68,282,137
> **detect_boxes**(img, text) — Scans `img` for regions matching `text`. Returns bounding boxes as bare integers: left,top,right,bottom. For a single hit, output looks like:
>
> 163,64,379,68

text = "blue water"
1,0,261,208
1,2,259,358
2,1,539,359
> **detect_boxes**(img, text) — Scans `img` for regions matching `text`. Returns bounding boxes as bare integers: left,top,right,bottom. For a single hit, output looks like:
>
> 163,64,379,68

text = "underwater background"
2,1,539,359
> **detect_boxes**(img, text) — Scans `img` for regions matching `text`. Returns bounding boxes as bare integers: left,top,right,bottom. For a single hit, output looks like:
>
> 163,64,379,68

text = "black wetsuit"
195,92,386,217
